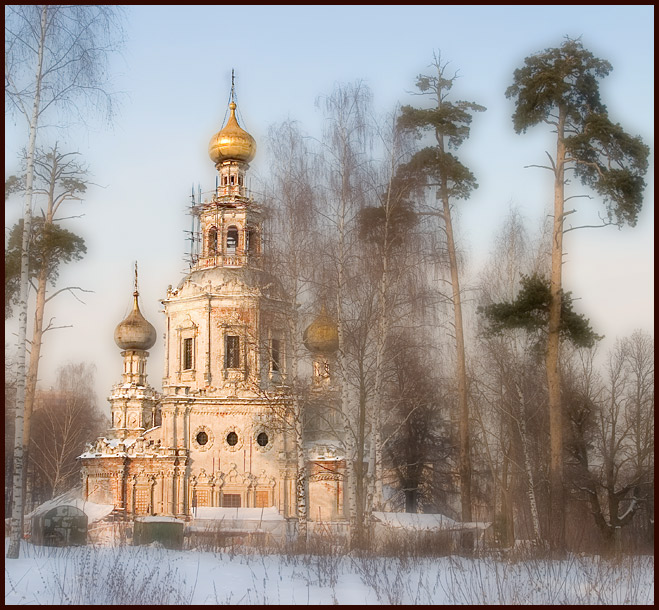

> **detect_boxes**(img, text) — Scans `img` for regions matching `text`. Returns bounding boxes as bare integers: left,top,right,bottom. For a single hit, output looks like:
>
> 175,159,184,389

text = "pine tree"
397,52,485,549
506,37,650,555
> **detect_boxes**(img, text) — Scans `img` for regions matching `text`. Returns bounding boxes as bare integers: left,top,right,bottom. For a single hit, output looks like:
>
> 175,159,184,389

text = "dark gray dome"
114,292,157,350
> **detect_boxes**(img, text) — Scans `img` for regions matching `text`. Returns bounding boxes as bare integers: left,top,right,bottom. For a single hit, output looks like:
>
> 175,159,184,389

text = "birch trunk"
336,168,358,545
513,380,542,542
7,4,47,561
367,202,391,514
289,288,308,541
293,395,308,540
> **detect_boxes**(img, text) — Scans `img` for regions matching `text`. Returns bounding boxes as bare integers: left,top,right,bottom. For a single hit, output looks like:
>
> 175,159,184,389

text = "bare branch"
44,286,93,304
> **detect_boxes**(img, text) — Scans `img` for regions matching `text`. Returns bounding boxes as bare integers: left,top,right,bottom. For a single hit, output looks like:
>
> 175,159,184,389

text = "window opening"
208,227,218,255
196,431,208,445
271,339,281,372
226,431,238,446
183,337,194,370
226,226,238,255
225,335,240,368
230,175,235,185
257,432,269,447
222,493,241,508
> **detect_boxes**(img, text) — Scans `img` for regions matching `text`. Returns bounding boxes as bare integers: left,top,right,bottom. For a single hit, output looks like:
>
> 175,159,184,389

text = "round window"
196,431,208,446
257,432,269,447
226,431,238,446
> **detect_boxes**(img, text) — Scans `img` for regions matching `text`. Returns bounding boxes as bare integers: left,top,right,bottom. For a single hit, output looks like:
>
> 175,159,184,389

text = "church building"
80,87,346,526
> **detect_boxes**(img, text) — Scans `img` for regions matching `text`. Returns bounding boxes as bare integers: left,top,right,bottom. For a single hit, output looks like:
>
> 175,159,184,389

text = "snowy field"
5,540,653,605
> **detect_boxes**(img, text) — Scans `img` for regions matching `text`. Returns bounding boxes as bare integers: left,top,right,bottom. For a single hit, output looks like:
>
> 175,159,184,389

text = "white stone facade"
80,96,345,525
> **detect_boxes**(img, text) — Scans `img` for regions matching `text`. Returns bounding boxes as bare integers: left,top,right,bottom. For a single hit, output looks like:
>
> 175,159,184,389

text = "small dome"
303,305,339,354
114,291,157,351
208,101,256,165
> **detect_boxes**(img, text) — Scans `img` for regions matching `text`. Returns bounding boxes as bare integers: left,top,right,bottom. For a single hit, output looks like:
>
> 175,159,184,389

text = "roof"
192,506,284,522
372,511,490,531
135,516,185,524
27,488,114,524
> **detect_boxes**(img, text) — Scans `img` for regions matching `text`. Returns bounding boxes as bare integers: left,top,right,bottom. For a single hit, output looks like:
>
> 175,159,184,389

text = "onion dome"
208,101,257,165
114,291,157,351
303,304,339,354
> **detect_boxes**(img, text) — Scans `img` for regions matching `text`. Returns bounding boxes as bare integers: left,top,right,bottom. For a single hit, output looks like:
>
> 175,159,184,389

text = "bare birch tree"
564,332,654,552
316,81,373,546
29,363,106,502
262,119,319,542
473,208,545,545
5,4,124,558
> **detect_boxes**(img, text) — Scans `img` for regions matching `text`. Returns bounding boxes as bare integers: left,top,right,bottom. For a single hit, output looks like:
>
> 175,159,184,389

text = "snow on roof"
135,516,185,524
372,511,490,531
193,506,284,522
27,489,114,524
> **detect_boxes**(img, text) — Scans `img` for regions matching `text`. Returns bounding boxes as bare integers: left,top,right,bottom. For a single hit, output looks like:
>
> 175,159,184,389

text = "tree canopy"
478,273,602,349
506,37,649,227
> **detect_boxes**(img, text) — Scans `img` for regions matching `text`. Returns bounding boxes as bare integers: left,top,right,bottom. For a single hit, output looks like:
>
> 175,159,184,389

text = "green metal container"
133,517,185,549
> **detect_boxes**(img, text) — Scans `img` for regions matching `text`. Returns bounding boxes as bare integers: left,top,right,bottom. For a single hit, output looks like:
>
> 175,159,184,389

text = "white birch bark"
336,180,358,543
513,380,542,542
7,4,47,561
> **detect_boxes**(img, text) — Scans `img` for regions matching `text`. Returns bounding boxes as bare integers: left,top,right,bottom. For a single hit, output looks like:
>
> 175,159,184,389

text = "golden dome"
303,305,339,354
208,101,257,165
114,291,157,351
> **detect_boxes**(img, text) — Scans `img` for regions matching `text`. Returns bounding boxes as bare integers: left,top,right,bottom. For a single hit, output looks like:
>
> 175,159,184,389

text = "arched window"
208,227,218,255
226,226,238,255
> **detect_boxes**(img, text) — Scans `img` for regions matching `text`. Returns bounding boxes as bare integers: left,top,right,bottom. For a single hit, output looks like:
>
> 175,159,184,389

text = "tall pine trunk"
546,107,567,555
21,263,47,512
440,186,473,549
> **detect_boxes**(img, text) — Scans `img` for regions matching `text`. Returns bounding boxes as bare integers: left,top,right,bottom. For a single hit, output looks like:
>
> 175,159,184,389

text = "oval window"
226,431,238,446
257,432,269,447
196,431,208,446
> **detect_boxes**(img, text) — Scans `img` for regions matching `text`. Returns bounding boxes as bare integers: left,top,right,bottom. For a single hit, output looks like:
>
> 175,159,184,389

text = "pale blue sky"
5,5,654,406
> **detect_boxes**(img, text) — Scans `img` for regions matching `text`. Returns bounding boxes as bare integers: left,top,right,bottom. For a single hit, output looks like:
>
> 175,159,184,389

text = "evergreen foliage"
506,37,649,227
478,273,602,349
5,219,87,319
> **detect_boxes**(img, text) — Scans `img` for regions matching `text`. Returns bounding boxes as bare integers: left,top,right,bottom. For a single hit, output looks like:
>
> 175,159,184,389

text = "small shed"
27,490,114,546
134,516,185,549
31,505,88,547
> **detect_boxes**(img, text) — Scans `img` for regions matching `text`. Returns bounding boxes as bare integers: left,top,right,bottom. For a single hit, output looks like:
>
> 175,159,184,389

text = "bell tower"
194,77,260,271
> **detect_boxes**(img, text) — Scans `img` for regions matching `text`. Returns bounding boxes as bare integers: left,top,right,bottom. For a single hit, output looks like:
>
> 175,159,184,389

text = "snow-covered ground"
5,539,653,605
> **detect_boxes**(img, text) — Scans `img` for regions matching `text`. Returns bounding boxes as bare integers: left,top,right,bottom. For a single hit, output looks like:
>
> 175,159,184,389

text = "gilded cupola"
303,305,339,355
208,100,257,166
114,270,157,351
